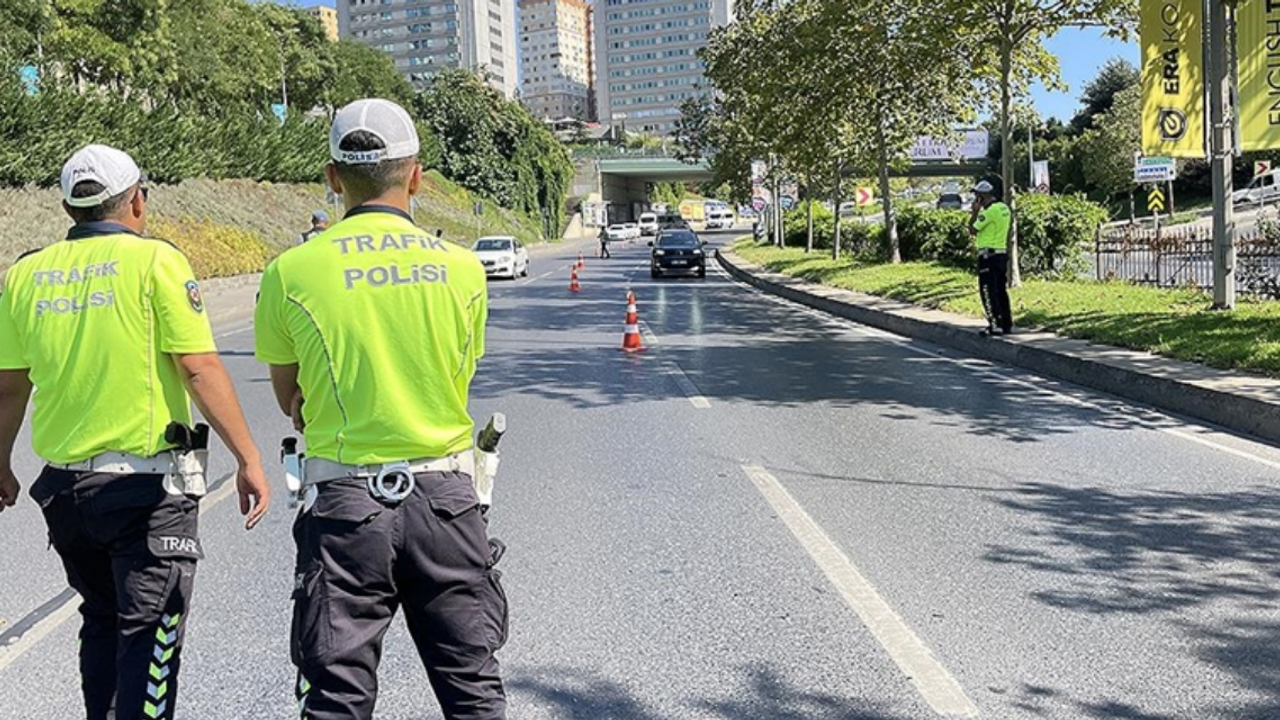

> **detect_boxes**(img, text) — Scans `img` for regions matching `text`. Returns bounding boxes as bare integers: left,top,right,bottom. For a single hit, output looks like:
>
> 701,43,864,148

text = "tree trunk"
877,122,899,263
832,160,842,261
806,177,815,254
999,36,1022,286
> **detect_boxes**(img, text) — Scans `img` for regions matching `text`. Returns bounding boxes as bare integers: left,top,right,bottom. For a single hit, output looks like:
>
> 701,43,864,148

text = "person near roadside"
598,224,611,259
0,144,271,720
299,210,330,245
254,98,508,720
969,179,1013,336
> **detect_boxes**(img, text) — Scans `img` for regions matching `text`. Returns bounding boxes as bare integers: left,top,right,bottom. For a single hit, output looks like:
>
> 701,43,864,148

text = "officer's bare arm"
173,353,262,468
0,370,32,471
268,364,304,431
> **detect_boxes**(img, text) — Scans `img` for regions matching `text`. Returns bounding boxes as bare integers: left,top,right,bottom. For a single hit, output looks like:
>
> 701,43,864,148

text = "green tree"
1070,57,1139,134
1076,84,1140,202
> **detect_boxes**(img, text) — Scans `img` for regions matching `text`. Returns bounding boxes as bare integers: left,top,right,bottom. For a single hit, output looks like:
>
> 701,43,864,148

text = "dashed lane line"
742,465,979,718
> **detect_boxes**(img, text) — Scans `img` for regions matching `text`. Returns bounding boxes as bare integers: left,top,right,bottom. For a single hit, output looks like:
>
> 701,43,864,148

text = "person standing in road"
255,98,508,720
969,180,1013,336
299,209,330,245
598,224,611,259
0,144,271,720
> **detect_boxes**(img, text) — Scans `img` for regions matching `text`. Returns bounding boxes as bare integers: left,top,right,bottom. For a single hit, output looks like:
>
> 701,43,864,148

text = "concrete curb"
718,249,1280,446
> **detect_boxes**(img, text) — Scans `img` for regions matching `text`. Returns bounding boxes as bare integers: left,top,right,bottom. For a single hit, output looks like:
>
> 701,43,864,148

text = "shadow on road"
506,663,917,720
986,481,1280,717
479,265,1175,443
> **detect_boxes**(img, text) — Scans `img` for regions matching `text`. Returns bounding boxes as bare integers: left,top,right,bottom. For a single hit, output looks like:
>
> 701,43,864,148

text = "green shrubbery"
780,194,1107,277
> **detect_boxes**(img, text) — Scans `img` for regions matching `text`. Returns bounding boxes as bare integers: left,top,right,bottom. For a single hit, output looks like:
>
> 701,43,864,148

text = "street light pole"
1208,0,1236,309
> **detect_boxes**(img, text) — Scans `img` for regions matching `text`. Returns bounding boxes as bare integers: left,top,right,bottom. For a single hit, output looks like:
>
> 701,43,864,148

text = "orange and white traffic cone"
569,267,581,293
577,251,586,269
621,290,644,352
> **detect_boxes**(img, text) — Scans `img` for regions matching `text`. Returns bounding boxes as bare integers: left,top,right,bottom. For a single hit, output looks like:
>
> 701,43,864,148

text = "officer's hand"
0,468,19,513
237,463,271,530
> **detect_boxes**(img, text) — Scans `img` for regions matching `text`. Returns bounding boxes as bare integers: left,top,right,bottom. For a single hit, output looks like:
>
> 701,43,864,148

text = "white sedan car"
472,236,529,279
606,224,629,242
623,222,641,239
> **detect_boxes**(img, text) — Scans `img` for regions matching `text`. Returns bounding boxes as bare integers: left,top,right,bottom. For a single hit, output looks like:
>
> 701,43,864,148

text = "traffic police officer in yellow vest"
970,180,1013,336
254,99,507,720
0,145,271,720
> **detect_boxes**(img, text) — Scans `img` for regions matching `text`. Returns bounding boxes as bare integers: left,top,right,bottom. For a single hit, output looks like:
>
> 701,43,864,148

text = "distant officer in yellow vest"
255,99,506,720
969,180,1013,336
0,145,271,720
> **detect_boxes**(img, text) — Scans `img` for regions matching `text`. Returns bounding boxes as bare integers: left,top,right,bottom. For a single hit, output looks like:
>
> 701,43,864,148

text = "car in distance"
705,209,735,229
623,221,640,239
1233,168,1280,207
936,193,964,210
657,213,689,230
639,212,659,236
472,236,529,279
606,223,629,242
650,229,707,278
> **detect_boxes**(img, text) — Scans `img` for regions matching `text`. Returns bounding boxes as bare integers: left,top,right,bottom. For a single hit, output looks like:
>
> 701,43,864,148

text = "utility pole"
1208,0,1236,309
1027,124,1034,191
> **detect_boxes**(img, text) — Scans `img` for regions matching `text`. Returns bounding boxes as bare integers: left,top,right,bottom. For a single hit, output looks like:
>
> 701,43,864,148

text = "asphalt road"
2,229,1280,719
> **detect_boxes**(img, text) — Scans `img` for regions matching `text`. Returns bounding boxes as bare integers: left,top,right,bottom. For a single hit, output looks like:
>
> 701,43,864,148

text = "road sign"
1032,160,1050,193
271,103,287,124
1148,187,1166,213
751,197,766,213
780,196,795,210
855,187,875,206
1256,160,1273,177
1134,156,1177,183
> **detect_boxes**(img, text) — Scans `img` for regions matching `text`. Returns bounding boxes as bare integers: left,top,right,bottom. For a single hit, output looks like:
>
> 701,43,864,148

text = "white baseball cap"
60,144,145,208
330,98,420,165
973,180,996,194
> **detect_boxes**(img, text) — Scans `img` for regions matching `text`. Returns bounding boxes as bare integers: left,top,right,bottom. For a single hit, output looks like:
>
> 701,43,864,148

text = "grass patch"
735,239,1280,377
0,172,549,279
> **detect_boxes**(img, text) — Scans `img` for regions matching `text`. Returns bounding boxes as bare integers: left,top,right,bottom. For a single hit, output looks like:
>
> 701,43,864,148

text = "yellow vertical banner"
1238,0,1280,150
1141,0,1206,157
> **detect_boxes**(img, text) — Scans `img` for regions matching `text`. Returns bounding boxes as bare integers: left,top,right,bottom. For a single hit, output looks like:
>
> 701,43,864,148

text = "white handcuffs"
367,461,416,502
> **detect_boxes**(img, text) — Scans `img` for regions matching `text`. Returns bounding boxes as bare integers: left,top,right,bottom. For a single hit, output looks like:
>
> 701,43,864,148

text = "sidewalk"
718,249,1280,446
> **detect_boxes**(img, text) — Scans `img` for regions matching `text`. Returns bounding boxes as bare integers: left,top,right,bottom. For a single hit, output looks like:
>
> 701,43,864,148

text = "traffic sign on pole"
1148,187,1166,213
855,187,875,206
1134,156,1178,184
1256,160,1273,177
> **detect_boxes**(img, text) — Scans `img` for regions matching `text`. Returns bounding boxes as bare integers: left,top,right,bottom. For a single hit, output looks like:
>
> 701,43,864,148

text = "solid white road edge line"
0,474,240,674
639,322,710,408
742,464,979,718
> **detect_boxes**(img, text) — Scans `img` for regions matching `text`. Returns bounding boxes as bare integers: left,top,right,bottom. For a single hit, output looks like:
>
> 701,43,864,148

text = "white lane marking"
640,322,709,408
518,268,560,286
722,260,1280,472
0,473,241,674
742,465,979,718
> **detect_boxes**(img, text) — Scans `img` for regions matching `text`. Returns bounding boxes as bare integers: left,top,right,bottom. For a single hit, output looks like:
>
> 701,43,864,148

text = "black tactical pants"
978,251,1013,333
292,471,508,720
29,468,201,720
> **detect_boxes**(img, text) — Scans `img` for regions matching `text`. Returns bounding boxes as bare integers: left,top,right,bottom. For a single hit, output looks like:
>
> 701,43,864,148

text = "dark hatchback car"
650,230,707,278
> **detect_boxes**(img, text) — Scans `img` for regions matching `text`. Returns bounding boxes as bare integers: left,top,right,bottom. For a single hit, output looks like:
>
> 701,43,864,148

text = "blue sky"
1034,28,1138,122
268,1,1136,122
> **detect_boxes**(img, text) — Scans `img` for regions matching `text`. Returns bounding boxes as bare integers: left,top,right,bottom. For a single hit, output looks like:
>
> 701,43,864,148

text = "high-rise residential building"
307,6,341,42
594,0,733,135
337,0,518,97
519,0,593,121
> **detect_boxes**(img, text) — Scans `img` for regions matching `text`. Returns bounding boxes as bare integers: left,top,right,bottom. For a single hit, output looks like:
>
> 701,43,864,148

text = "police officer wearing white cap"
255,99,506,719
0,144,271,720
969,179,1013,336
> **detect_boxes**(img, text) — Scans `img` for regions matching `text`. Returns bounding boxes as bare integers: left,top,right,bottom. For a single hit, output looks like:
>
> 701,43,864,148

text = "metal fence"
1094,221,1280,299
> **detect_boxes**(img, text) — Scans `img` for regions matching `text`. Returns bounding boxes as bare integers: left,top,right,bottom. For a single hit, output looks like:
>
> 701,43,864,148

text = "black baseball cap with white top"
60,144,147,208
330,98,420,165
973,180,996,194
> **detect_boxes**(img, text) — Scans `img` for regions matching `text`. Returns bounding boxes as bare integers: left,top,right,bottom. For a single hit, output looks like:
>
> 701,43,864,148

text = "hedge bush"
1016,193,1108,278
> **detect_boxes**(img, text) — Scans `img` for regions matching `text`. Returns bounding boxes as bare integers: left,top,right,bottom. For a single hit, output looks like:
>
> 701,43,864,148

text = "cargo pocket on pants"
290,564,331,668
481,538,509,651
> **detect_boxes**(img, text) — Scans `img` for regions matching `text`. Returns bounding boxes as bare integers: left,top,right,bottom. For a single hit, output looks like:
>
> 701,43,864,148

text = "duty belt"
50,450,180,475
305,453,473,503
